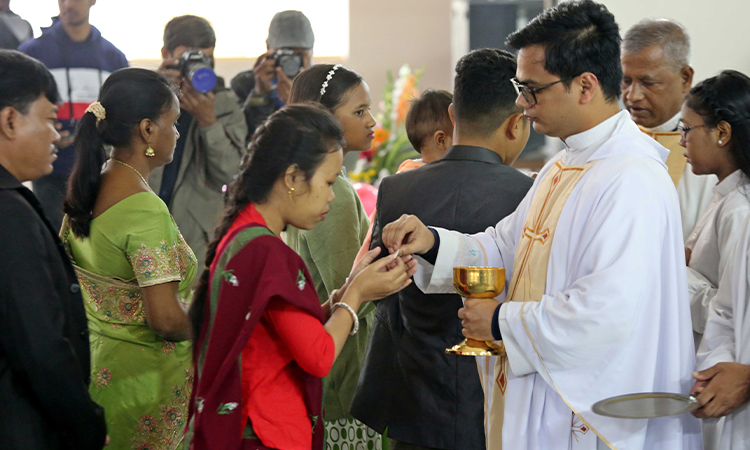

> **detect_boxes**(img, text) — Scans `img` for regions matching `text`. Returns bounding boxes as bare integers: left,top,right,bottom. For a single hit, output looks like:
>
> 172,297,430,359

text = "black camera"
273,49,304,79
174,50,217,93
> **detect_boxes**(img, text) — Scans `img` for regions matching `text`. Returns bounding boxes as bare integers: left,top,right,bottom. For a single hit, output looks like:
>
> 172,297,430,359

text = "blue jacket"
19,20,128,175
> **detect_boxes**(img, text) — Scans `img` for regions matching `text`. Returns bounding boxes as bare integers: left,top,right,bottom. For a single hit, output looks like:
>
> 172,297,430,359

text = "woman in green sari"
61,68,196,450
285,64,381,450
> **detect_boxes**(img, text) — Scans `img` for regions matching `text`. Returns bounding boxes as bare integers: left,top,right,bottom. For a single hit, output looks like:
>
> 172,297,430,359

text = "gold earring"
145,147,155,157
288,187,295,199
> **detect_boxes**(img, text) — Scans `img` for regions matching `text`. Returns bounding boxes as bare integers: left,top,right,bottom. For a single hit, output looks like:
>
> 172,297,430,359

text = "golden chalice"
446,266,506,357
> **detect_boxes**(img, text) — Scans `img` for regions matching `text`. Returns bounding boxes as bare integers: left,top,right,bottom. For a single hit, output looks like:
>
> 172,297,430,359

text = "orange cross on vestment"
522,225,551,244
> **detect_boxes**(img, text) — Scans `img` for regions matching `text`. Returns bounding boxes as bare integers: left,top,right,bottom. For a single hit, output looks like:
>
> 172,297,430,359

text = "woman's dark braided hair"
189,103,345,340
685,70,750,180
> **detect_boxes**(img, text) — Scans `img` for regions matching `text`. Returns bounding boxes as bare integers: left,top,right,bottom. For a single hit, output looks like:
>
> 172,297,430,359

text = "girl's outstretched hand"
334,248,417,305
348,252,416,303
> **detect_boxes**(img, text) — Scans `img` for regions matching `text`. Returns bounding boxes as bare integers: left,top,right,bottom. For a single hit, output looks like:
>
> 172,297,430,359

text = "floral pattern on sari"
127,234,196,291
162,341,176,355
78,274,146,323
131,369,194,450
93,367,112,388
60,198,197,450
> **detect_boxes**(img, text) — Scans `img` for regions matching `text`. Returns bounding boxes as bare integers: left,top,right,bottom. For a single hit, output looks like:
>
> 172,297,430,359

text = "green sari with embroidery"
62,192,197,450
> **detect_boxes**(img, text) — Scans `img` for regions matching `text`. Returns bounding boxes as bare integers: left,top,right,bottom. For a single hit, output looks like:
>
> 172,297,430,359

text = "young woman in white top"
688,70,750,450
681,70,750,350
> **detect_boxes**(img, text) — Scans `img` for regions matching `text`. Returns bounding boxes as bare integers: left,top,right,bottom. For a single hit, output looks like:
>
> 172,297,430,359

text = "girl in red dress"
186,104,415,450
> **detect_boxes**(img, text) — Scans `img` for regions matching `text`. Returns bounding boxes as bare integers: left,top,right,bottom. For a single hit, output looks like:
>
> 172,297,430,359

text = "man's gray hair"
622,18,691,72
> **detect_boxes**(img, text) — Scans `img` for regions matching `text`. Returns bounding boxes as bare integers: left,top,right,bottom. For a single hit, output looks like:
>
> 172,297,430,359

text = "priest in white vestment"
379,2,702,449
694,215,750,450
408,110,701,450
621,18,717,242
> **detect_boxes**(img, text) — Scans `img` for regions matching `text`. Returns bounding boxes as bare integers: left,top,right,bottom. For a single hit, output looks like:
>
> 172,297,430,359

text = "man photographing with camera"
232,10,314,137
151,14,247,274
158,16,222,129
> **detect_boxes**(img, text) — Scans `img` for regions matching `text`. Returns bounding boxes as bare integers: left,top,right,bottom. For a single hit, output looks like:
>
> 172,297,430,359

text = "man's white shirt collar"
560,110,630,165
644,111,681,133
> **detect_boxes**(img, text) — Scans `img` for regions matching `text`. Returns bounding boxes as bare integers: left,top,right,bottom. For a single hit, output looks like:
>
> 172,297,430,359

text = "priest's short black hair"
506,0,622,103
453,48,520,139
0,50,59,114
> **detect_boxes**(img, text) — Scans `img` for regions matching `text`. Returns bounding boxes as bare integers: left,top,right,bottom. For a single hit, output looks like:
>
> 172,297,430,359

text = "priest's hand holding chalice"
381,214,505,356
451,266,505,356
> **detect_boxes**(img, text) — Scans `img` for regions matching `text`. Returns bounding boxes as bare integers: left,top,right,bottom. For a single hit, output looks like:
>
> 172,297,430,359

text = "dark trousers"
32,173,68,233
389,439,442,450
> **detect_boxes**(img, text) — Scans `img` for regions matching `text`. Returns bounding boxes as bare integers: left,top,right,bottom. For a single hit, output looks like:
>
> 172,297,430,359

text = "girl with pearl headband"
285,64,383,449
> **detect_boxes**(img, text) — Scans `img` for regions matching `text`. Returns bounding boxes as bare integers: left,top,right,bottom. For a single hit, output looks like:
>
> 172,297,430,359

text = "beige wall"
346,0,750,99
599,1,750,85
348,0,454,105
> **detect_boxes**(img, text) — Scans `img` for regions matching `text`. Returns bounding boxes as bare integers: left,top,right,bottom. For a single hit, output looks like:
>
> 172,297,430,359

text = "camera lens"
181,50,217,93
189,65,217,93
280,56,302,79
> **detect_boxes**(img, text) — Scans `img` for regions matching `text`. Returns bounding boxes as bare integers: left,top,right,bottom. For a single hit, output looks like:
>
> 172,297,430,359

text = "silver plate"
592,392,699,419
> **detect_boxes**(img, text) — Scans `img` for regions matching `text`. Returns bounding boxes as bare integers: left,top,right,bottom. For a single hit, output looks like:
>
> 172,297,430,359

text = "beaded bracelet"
330,302,359,336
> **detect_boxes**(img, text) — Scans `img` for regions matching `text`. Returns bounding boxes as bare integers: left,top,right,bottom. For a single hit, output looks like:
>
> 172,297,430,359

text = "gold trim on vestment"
501,159,618,449
640,127,684,187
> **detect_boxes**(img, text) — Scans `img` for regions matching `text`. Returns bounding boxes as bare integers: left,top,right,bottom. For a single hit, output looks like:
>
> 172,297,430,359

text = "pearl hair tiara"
320,64,343,97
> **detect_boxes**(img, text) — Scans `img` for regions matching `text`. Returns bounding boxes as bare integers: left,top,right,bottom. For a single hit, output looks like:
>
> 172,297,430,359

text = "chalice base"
445,338,505,357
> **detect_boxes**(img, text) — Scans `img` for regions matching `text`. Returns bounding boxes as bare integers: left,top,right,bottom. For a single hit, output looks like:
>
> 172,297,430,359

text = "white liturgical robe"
697,214,750,450
686,169,750,345
414,111,702,449
642,112,718,243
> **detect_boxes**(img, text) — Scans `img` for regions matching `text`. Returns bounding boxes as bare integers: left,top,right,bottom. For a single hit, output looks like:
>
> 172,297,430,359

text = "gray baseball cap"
267,10,315,50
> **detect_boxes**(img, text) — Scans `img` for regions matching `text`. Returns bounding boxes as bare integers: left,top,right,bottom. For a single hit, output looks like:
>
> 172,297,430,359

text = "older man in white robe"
621,18,717,242
380,1,702,449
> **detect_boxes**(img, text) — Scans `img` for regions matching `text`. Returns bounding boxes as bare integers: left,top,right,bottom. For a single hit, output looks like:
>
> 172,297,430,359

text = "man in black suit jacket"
0,50,106,449
350,49,534,450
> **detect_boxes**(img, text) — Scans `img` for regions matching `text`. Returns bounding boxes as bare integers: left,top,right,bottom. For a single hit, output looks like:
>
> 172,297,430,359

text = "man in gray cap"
231,10,314,139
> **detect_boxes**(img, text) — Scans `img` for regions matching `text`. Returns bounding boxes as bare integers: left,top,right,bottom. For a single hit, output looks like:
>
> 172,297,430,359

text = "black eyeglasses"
511,78,569,106
677,122,706,139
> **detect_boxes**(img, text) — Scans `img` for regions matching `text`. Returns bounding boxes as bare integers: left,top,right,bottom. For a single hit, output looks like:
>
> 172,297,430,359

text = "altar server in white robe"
694,219,750,449
379,1,702,449
681,70,750,450
621,18,717,242
680,71,750,348
689,70,750,450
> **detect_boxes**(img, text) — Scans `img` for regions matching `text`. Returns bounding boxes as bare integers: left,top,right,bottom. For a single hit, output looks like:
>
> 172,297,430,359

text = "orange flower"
370,127,390,151
396,75,419,125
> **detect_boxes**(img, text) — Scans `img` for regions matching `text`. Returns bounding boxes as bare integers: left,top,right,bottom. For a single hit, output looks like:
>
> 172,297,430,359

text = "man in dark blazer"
350,49,533,450
0,50,107,449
